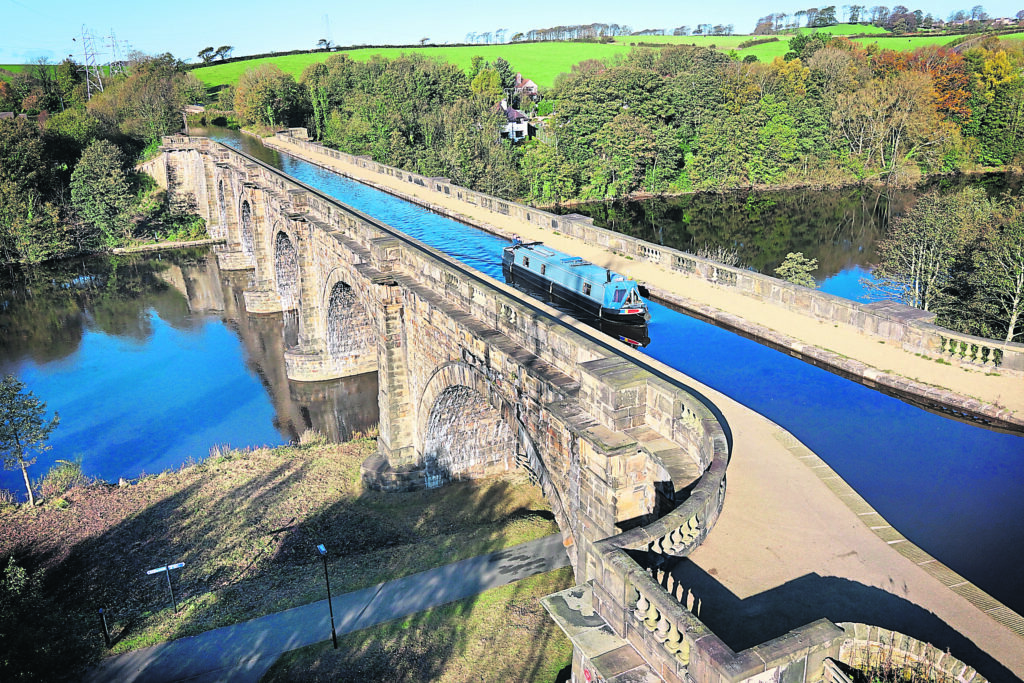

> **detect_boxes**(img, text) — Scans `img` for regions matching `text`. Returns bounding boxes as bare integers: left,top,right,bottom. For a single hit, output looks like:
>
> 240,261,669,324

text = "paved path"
84,534,569,683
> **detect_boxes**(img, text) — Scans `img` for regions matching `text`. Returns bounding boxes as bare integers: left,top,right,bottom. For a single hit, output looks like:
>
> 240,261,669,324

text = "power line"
78,26,105,101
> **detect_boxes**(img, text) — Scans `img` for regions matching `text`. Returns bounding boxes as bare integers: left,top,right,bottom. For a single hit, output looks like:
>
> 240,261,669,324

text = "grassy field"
192,42,634,89
0,435,558,679
261,567,574,682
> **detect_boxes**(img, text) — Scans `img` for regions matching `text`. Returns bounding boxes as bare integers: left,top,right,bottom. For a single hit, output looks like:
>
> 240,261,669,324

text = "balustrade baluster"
645,599,660,630
634,592,649,622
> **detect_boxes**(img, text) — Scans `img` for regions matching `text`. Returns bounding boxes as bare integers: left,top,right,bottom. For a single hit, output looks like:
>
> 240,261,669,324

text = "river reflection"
0,249,378,496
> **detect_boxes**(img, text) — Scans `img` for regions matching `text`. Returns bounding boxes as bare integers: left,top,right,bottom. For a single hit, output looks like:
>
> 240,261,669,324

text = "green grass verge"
260,566,574,682
0,436,558,678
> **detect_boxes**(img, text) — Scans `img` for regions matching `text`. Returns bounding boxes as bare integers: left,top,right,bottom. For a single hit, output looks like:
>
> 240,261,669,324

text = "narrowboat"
502,241,649,324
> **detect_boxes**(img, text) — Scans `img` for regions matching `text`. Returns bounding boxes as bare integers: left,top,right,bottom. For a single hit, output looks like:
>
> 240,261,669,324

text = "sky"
1,0,1021,64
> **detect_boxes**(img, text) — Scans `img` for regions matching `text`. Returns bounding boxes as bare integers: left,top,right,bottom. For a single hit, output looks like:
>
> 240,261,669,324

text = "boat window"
583,283,591,296
523,256,530,267
612,289,625,303
540,264,546,275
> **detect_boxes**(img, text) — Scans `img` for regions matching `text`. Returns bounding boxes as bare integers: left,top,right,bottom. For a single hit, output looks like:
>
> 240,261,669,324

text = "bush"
738,36,780,49
35,458,89,500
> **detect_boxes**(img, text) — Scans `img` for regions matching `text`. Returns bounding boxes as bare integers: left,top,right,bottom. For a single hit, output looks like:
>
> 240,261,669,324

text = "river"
0,249,378,496
554,174,1024,301
196,126,1023,616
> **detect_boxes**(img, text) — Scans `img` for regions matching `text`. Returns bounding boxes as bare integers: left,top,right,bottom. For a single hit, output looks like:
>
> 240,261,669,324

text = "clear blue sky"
1,0,1021,64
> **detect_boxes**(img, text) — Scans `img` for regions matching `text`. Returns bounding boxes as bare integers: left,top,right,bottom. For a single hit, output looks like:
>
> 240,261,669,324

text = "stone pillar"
375,284,416,469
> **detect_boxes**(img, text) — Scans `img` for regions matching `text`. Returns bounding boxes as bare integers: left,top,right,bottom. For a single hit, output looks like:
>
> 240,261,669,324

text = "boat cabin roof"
510,243,632,288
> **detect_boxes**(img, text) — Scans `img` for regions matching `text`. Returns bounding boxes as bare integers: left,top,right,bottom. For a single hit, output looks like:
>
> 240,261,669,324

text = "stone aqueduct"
147,136,866,682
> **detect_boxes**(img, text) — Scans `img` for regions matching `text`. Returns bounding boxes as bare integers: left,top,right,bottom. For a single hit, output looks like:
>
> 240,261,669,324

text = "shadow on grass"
0,439,559,681
663,558,1019,683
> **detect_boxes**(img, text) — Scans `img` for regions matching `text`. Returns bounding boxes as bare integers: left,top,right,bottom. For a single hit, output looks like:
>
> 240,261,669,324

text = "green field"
192,42,634,90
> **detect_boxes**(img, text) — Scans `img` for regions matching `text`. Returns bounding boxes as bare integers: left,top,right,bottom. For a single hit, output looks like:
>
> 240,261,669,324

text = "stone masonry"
147,135,877,683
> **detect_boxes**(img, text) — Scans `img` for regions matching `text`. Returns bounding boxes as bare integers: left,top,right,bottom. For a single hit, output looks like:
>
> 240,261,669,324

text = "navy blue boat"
501,241,649,324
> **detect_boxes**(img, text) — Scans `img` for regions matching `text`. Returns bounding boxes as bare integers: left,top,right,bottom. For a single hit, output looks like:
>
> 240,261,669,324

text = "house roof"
514,73,538,91
496,100,528,123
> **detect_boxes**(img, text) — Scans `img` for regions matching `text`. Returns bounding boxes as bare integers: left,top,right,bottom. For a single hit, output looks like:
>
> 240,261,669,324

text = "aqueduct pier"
144,136,999,683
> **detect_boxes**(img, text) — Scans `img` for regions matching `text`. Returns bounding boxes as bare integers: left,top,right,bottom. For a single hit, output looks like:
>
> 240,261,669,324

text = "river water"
194,127,1023,616
554,174,1024,301
0,249,377,496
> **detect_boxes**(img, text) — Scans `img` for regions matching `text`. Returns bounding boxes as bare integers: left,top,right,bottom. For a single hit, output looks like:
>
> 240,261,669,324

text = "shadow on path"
664,559,1018,683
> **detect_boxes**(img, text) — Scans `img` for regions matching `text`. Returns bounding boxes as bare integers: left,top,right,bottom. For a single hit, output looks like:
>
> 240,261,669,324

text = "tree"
214,45,234,60
234,64,302,127
971,202,1024,341
776,252,819,287
317,38,333,50
868,188,993,313
71,139,134,245
198,46,216,63
0,375,59,506
470,69,503,103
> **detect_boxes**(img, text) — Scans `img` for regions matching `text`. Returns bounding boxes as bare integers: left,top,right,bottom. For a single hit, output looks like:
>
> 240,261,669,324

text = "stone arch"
239,196,256,262
322,269,374,363
417,362,517,488
273,227,299,310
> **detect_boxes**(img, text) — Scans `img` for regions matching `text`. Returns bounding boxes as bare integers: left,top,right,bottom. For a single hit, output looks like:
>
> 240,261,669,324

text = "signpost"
146,562,185,612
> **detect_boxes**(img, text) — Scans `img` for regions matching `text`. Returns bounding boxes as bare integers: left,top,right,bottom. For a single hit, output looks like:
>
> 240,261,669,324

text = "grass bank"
262,566,574,682
0,435,558,680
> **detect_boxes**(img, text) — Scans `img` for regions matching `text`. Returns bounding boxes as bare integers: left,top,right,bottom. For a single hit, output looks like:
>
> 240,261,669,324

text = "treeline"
225,34,1023,206
755,4,1021,33
0,54,207,263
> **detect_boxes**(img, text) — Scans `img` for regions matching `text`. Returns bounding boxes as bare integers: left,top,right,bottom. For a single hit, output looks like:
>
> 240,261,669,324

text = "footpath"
83,534,570,683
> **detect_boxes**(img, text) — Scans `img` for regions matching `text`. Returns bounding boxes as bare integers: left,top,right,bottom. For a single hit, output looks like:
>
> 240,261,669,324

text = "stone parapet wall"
837,623,988,683
272,129,1024,376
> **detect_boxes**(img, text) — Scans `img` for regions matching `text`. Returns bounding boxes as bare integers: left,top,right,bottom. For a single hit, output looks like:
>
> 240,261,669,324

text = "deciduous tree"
868,188,992,312
70,139,134,245
0,375,59,506
775,252,818,287
971,201,1024,341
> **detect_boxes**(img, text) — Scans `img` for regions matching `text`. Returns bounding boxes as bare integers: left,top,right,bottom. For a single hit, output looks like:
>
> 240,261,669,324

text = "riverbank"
0,436,557,681
265,133,1024,424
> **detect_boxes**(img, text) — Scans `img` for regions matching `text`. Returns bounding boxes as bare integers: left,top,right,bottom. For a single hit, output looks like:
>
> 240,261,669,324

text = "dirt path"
265,134,1023,421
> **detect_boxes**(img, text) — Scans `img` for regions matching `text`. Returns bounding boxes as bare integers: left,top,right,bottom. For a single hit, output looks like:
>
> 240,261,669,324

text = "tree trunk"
20,459,34,507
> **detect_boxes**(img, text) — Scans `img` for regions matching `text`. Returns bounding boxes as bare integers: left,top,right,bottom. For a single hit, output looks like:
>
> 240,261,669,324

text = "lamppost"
317,544,338,649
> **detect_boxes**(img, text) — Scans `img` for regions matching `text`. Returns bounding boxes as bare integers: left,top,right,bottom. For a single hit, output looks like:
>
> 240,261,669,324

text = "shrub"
35,458,89,500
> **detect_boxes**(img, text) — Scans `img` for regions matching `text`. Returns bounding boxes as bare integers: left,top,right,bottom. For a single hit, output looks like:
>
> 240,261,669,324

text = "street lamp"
317,544,338,649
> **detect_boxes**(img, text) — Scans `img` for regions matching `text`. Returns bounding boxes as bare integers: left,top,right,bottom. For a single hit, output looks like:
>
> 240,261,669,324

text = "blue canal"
207,129,1024,615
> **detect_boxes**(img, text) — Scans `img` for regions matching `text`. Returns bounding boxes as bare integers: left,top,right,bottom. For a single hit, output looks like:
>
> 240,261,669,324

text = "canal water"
0,249,377,496
197,127,1024,615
